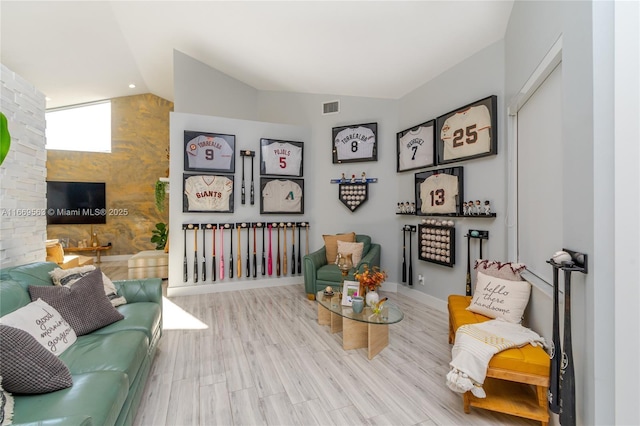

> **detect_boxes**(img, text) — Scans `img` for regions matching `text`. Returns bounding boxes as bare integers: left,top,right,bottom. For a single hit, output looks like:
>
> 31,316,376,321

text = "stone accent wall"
46,94,173,256
0,64,48,267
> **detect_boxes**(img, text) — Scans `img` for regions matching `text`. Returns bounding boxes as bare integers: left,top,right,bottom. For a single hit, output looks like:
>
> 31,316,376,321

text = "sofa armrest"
303,247,328,295
113,278,162,305
355,243,381,273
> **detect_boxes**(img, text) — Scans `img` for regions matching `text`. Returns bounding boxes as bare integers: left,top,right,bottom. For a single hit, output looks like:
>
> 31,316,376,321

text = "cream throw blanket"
446,319,546,398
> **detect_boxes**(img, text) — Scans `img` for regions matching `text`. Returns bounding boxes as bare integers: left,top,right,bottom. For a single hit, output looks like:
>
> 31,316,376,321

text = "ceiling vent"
322,100,340,115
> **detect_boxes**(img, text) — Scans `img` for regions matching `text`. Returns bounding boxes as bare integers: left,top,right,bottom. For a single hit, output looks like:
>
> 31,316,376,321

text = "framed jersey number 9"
435,95,498,165
184,130,236,174
414,167,464,216
332,122,378,164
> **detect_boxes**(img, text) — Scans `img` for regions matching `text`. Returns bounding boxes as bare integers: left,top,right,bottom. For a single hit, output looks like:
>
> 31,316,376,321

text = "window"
46,101,111,152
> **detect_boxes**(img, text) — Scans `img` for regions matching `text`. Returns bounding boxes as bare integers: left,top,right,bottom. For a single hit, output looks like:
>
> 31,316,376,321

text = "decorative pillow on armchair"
337,240,364,265
0,325,73,394
322,232,356,264
467,271,531,323
49,265,127,307
474,259,526,281
29,269,124,336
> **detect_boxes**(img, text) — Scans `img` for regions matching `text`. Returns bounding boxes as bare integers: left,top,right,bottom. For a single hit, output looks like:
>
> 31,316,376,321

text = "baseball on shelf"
551,250,572,264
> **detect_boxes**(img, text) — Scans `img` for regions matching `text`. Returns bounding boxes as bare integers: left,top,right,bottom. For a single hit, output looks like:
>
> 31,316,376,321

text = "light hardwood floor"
100,261,536,426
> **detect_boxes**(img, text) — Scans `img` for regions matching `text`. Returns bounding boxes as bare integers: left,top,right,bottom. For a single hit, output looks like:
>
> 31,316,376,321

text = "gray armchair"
303,234,381,300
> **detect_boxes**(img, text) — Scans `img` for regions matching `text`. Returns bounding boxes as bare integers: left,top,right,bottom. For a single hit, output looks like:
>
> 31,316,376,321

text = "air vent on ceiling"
322,100,340,115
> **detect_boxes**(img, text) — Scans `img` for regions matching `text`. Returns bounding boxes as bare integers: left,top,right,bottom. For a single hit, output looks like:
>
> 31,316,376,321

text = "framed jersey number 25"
184,130,236,174
332,122,377,164
435,95,497,166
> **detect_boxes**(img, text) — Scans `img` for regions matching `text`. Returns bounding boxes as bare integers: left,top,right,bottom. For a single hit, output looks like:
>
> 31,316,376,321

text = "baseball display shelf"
330,176,377,213
419,223,455,267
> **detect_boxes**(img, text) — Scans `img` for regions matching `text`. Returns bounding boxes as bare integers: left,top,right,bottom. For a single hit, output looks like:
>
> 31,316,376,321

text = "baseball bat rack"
546,248,588,274
239,150,255,157
180,221,310,284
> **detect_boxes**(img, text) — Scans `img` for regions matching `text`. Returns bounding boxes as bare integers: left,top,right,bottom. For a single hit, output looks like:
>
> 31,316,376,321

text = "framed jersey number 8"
332,122,378,164
435,95,497,166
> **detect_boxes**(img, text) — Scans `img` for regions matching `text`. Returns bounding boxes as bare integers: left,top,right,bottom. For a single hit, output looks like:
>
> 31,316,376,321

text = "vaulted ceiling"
1,1,513,109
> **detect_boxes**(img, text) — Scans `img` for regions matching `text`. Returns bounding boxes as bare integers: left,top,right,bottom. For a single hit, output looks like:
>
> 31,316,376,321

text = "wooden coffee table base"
317,304,389,359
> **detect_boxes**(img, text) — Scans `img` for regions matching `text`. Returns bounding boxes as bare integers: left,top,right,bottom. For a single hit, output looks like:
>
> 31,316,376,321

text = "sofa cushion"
60,331,148,383
337,240,364,265
0,325,73,394
0,378,13,426
322,232,356,264
11,371,128,426
467,271,531,323
29,269,124,336
49,265,127,307
0,298,77,355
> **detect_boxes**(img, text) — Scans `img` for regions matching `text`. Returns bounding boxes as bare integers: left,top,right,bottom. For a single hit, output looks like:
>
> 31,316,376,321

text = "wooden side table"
64,246,112,263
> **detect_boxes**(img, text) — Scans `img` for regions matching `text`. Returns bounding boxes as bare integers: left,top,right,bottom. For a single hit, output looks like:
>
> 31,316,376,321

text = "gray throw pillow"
29,269,124,336
0,325,72,394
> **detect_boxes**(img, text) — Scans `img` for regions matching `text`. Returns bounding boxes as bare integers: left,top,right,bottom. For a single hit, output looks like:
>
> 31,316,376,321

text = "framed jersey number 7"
435,95,498,165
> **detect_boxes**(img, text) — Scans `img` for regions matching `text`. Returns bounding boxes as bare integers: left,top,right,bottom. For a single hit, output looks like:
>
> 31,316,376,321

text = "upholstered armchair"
303,234,381,300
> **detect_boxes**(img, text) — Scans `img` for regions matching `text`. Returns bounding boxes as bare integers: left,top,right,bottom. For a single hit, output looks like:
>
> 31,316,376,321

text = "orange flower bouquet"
354,264,387,293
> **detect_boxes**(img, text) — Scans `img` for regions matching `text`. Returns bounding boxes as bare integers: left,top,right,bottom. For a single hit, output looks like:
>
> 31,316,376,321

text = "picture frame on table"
435,95,498,165
396,119,436,172
341,280,361,306
260,138,304,177
260,177,304,214
415,167,464,216
332,122,378,164
184,130,236,174
183,173,234,213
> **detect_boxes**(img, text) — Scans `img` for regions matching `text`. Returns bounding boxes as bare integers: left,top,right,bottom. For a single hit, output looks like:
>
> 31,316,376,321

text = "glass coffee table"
316,291,404,359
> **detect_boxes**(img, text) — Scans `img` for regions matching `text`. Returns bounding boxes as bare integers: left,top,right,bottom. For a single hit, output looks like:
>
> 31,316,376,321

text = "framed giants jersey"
415,167,464,216
184,131,236,174
435,96,498,165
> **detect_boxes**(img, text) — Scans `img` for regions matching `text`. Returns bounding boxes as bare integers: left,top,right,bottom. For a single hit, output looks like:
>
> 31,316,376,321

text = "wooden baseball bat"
261,223,266,276
212,226,216,282
193,225,198,283
236,226,241,277
202,225,206,282
283,223,288,276
250,154,255,205
267,224,273,276
560,268,576,425
253,225,257,278
246,224,250,277
297,223,302,274
291,223,296,275
548,262,561,414
276,223,281,276
240,153,245,204
465,235,472,296
183,226,188,282
219,225,225,280
408,227,413,286
228,225,233,278
402,227,407,283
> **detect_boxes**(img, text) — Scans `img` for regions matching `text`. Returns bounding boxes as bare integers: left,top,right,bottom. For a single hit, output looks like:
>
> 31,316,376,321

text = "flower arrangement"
354,264,387,292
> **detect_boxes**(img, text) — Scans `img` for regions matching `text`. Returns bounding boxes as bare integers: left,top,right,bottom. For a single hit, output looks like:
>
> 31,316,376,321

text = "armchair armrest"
355,243,381,273
303,247,328,297
113,278,163,305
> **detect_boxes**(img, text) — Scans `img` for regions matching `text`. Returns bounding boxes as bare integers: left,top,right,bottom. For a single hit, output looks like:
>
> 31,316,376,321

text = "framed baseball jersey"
435,96,497,165
397,120,436,172
183,173,234,213
332,122,377,164
414,167,464,216
184,131,236,173
260,178,304,214
260,139,304,177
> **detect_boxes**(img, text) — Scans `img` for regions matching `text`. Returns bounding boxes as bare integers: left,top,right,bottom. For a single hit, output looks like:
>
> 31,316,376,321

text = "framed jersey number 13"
414,167,464,216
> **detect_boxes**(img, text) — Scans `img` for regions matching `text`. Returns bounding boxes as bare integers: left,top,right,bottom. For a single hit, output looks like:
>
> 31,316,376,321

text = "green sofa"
303,234,381,299
0,262,163,426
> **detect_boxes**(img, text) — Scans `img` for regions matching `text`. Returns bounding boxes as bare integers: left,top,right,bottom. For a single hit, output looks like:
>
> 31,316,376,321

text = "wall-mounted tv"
47,181,107,225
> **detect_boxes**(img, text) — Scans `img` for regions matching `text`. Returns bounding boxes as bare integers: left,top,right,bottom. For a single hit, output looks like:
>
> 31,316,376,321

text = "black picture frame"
415,167,464,216
332,122,377,164
418,223,456,267
260,177,304,214
435,95,498,165
183,173,234,213
260,138,304,177
396,119,436,172
184,130,236,174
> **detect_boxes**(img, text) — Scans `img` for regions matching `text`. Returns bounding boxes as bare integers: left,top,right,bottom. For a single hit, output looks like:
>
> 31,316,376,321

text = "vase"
351,296,364,314
365,290,379,307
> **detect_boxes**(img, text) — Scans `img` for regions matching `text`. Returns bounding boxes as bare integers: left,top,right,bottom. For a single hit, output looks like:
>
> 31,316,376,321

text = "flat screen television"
47,181,107,225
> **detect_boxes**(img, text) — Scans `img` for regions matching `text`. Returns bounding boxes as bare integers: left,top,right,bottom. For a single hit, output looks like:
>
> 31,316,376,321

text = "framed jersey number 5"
332,122,377,164
184,130,236,174
260,138,304,177
435,95,497,165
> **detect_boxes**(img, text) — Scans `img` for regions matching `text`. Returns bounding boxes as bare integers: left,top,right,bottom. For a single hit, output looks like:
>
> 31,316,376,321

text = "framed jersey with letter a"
415,167,464,216
260,139,304,177
397,119,435,172
183,173,234,213
332,122,377,164
435,96,497,165
260,178,304,214
184,131,236,174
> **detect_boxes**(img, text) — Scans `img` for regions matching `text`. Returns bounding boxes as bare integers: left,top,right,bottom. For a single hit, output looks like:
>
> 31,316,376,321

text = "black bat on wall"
183,226,188,282
548,263,561,414
402,227,407,283
560,268,576,425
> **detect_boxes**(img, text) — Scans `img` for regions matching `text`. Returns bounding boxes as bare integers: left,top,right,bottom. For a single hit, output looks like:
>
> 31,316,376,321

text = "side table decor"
355,264,387,306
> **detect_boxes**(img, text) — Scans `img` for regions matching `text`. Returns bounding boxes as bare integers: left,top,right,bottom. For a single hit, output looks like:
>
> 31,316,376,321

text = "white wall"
0,64,47,267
